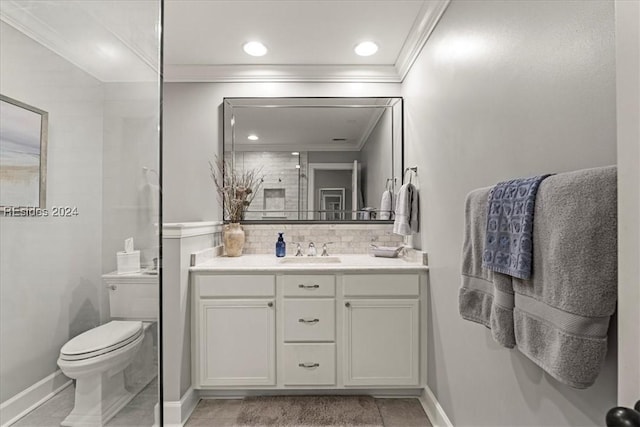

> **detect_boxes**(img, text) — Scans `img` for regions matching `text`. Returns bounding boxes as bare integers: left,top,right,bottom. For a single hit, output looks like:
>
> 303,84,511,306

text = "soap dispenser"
276,232,286,257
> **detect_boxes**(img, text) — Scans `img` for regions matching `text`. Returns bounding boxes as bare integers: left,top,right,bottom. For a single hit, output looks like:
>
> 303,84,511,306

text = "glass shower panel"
0,1,162,426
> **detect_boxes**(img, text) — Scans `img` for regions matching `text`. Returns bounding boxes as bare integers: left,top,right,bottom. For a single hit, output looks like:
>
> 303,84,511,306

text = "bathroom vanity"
190,255,428,392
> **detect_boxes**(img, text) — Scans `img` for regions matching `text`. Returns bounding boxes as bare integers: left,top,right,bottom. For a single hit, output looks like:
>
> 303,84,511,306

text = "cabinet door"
343,299,419,386
197,299,275,386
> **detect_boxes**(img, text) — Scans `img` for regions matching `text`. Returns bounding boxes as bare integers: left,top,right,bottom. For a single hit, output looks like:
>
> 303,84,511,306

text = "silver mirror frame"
222,97,403,224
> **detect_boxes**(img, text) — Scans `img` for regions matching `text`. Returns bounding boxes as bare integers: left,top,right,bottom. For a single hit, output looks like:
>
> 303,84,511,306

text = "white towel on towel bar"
379,190,392,220
393,183,418,236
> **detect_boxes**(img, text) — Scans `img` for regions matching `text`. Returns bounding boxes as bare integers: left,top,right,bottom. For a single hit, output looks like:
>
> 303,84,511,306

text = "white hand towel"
379,190,392,220
393,183,419,236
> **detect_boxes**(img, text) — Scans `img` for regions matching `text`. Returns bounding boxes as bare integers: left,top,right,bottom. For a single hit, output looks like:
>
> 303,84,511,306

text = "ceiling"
165,0,449,82
0,0,449,83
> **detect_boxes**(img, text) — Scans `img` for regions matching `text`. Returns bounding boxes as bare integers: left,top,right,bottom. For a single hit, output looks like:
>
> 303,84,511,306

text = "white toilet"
57,272,158,427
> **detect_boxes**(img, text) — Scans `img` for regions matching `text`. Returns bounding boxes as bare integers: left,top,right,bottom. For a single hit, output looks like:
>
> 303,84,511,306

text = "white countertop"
190,254,428,272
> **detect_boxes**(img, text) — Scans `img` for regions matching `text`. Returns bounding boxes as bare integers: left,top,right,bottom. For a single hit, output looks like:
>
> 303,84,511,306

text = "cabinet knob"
107,284,117,291
298,284,320,289
345,302,351,307
267,302,274,307
298,318,319,324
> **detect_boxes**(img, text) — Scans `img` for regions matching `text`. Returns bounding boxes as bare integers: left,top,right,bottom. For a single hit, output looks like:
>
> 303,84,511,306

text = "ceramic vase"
224,223,245,257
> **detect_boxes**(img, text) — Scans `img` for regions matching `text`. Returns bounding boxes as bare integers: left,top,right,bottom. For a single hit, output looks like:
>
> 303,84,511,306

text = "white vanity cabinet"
342,274,420,386
192,274,276,387
191,259,427,391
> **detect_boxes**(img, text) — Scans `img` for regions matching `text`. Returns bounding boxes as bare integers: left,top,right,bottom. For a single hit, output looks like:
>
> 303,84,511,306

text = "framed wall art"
0,94,48,213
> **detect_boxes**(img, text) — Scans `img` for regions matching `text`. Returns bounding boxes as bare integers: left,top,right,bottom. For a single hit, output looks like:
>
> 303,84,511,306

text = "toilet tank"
103,272,159,321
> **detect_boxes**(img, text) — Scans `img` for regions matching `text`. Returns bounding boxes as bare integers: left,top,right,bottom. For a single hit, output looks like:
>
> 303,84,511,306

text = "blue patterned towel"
482,175,551,279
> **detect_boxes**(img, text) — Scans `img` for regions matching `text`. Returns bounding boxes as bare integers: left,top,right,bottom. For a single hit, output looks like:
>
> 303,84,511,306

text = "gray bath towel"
512,166,617,388
482,175,551,279
459,187,516,348
460,166,617,389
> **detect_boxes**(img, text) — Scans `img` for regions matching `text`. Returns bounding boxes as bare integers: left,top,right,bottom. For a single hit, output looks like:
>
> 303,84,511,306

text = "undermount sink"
278,256,342,264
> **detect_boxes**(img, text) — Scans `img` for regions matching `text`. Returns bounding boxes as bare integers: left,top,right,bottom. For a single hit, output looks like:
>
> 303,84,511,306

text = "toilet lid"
60,321,143,361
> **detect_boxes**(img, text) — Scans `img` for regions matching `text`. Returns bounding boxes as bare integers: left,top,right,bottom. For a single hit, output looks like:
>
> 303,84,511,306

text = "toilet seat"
60,321,143,362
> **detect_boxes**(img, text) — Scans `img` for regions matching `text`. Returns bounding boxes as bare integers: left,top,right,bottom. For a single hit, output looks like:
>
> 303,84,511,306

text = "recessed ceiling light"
243,41,268,57
354,41,378,57
247,134,259,141
291,152,299,156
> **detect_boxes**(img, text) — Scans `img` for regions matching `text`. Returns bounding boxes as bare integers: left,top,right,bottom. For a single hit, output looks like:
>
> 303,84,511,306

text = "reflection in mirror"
223,97,403,222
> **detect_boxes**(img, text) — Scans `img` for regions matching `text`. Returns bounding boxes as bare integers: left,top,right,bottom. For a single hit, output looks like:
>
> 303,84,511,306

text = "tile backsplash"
241,223,404,255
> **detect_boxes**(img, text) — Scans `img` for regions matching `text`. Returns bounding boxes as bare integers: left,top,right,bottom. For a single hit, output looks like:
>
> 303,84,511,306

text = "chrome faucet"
307,242,317,256
295,243,304,256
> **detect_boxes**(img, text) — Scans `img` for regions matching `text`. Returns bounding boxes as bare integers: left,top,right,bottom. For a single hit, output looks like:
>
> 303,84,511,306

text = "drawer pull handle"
298,318,319,324
345,302,351,307
268,302,274,307
298,284,320,289
298,362,320,368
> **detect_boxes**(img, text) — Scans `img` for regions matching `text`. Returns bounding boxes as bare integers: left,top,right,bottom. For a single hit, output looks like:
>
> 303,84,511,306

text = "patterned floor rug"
235,395,384,426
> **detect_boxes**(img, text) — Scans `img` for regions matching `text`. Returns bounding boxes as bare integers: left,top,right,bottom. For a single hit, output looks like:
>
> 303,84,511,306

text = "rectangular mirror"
223,97,403,223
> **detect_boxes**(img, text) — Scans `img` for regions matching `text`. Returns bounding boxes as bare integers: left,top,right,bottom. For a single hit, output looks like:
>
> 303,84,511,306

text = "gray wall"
402,1,617,425
361,108,392,210
102,83,160,276
307,151,360,164
162,230,217,402
163,82,401,223
0,22,104,402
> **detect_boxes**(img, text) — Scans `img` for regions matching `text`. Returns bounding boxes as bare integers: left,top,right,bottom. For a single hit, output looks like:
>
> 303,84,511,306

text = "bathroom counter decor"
209,156,264,256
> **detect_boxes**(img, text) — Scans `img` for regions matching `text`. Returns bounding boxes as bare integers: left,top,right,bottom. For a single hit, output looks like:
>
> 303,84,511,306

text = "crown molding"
164,64,403,83
355,107,386,151
0,1,157,83
395,0,451,81
234,143,362,152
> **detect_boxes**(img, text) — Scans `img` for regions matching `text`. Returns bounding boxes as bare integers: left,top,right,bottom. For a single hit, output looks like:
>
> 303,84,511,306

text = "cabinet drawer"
283,343,336,386
283,275,335,297
196,274,275,297
284,299,335,342
343,274,419,297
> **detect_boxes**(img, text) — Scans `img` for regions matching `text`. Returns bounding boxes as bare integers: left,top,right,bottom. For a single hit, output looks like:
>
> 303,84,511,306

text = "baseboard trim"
0,370,72,427
419,386,454,427
163,387,199,427
198,388,423,398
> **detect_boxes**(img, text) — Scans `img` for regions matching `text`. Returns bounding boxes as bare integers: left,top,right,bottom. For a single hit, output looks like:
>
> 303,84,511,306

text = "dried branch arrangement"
209,157,264,222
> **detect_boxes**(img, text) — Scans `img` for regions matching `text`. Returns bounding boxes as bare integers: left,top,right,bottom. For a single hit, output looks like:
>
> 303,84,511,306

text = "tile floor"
10,378,158,427
11,383,430,427
185,397,432,427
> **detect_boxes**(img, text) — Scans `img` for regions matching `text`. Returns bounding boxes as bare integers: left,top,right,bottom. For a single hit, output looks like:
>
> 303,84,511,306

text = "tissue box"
117,250,140,274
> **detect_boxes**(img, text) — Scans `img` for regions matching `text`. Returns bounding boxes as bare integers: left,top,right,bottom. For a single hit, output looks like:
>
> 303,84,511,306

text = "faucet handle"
321,242,334,256
294,242,304,256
